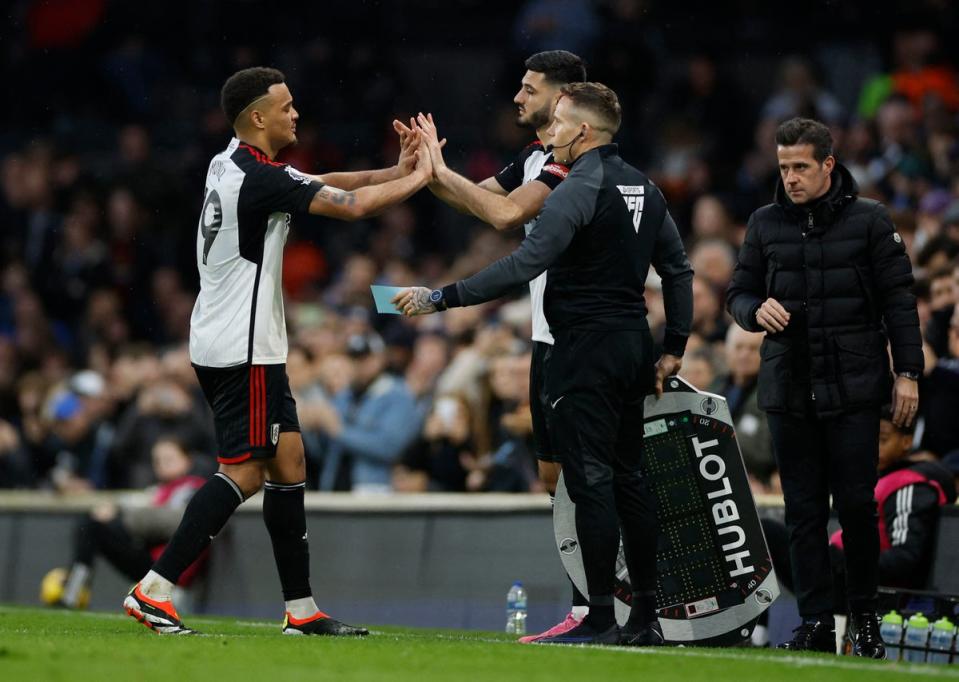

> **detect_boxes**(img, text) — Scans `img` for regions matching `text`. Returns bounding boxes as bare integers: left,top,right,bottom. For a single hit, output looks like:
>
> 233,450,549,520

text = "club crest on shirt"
616,185,645,232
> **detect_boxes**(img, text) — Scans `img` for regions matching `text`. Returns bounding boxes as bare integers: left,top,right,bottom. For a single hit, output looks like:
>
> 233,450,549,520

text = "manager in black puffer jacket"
727,118,922,658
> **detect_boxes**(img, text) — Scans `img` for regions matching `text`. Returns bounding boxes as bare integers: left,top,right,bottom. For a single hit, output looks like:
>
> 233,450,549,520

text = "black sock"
584,595,615,629
263,481,312,601
628,590,657,626
153,473,243,583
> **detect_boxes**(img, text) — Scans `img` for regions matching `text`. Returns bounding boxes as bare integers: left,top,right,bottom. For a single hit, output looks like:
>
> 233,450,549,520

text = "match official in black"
394,82,693,646
726,118,923,657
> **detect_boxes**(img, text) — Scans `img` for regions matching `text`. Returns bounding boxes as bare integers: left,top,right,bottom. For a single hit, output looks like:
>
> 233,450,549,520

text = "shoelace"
789,621,825,642
854,617,881,643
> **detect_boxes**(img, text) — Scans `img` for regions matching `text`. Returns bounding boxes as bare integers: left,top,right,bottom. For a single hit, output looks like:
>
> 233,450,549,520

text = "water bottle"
929,617,956,665
880,610,904,661
506,581,527,635
904,612,930,663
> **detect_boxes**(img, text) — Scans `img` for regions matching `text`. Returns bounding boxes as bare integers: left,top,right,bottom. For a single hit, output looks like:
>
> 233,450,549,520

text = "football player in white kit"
123,66,433,635
397,51,590,642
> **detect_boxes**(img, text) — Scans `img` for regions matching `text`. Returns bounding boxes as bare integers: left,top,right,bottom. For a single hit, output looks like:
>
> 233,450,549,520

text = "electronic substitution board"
554,376,779,646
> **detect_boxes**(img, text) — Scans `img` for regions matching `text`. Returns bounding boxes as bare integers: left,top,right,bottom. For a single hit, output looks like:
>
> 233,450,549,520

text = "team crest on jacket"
617,185,645,231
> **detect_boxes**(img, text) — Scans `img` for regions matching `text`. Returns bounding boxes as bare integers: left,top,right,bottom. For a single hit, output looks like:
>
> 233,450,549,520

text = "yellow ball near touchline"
39,568,90,609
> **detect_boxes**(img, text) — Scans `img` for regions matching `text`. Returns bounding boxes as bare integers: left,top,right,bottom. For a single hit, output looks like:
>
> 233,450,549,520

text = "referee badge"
271,423,280,445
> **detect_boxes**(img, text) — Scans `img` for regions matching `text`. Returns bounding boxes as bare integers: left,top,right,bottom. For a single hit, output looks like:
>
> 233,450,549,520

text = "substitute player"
399,50,592,642
395,83,693,645
122,66,433,635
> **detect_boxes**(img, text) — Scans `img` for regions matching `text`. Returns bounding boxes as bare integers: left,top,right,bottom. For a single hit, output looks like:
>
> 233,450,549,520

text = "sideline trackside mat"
554,376,779,646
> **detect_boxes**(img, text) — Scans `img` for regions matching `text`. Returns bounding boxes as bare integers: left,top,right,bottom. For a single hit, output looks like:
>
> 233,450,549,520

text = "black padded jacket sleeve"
726,212,767,332
868,205,923,375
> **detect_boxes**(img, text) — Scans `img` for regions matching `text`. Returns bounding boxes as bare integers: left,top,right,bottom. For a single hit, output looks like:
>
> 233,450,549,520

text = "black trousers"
759,517,847,625
546,328,658,600
74,517,154,581
767,407,879,617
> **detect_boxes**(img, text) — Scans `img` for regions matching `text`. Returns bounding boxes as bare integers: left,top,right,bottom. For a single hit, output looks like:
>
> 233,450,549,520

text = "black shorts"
194,363,300,464
530,341,557,462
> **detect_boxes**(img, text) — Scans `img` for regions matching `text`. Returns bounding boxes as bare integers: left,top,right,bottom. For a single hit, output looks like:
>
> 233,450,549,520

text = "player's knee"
220,461,266,498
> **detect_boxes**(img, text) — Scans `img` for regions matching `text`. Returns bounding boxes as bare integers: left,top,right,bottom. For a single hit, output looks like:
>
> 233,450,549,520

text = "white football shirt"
189,138,323,368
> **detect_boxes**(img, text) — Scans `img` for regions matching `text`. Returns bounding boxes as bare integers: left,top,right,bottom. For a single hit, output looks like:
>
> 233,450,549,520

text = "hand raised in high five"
393,117,421,177
394,116,447,179
415,113,449,180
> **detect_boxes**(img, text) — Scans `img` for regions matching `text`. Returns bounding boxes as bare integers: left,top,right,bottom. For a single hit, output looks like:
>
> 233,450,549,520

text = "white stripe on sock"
215,472,245,502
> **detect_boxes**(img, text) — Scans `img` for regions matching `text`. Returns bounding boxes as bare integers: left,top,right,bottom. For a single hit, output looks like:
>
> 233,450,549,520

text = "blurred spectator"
714,325,777,493
51,437,206,609
678,345,719,392
394,394,477,493
761,57,844,126
0,418,34,488
919,303,959,458
924,267,958,357
690,275,728,343
468,352,538,493
689,239,736,292
512,0,599,57
312,333,423,493
108,363,215,489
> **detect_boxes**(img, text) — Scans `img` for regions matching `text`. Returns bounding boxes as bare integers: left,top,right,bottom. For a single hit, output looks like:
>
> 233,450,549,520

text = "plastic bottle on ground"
879,610,904,661
928,617,956,665
506,581,527,635
904,612,930,663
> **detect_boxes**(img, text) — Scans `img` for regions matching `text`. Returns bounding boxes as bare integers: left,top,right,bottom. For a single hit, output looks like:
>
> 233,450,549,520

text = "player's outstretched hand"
413,147,434,185
653,354,683,399
394,118,421,176
392,286,438,316
415,113,448,179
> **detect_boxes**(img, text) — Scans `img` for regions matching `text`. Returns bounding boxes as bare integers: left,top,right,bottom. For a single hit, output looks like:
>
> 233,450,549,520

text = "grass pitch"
1,605,957,682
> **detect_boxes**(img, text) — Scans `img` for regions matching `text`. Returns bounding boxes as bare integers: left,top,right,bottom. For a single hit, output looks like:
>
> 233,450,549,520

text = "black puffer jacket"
726,164,923,416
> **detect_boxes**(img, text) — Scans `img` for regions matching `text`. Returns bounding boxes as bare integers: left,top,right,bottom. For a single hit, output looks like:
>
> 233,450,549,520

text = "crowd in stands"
2,1,959,494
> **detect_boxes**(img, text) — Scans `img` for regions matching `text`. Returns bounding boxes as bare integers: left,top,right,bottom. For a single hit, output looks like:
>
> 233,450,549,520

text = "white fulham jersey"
189,138,323,368
493,141,569,345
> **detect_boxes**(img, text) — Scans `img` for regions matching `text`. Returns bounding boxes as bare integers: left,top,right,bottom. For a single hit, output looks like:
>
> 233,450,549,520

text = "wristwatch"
898,371,920,381
429,289,448,312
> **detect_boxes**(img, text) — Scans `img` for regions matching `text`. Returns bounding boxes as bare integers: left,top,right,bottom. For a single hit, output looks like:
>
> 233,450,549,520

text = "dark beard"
518,103,551,130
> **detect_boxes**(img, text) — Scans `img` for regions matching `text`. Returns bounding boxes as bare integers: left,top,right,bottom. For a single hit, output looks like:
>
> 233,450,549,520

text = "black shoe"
777,619,836,653
282,611,369,636
849,613,885,659
620,620,665,646
537,620,620,645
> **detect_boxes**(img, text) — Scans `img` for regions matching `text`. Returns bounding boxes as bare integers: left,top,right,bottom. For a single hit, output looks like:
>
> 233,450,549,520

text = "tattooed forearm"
319,187,357,206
